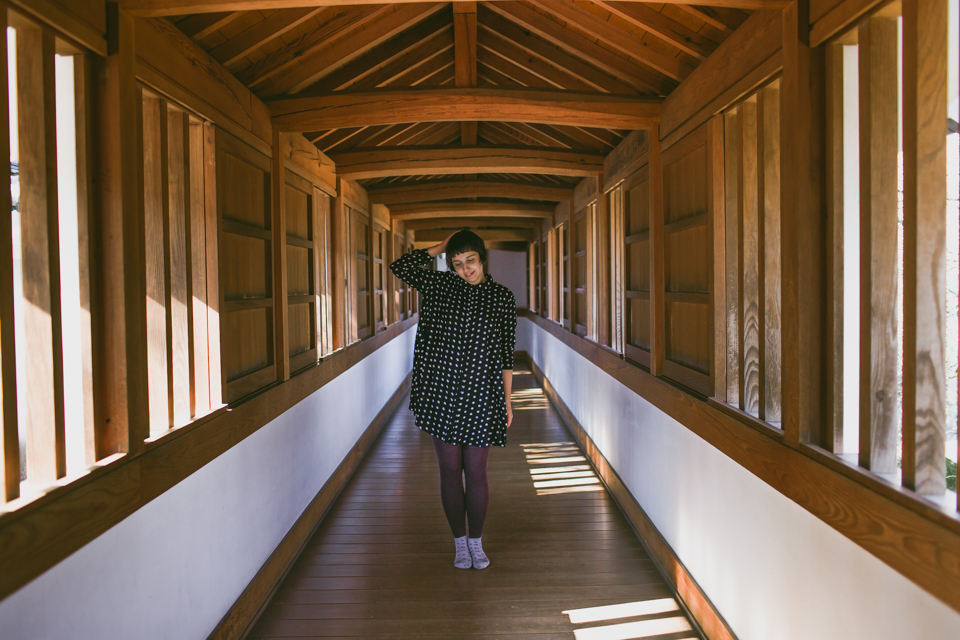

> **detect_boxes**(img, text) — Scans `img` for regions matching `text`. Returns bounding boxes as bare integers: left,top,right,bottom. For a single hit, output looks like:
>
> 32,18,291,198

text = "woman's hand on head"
427,232,457,258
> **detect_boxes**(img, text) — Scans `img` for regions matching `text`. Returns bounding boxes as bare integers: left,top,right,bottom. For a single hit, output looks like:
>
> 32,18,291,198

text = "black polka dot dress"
390,249,517,447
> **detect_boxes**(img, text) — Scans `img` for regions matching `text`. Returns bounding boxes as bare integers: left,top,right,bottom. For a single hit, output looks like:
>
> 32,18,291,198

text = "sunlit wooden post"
902,0,947,495
858,15,900,471
17,25,66,482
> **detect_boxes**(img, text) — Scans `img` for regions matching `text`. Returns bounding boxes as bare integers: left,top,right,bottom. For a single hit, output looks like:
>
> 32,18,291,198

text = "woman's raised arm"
389,233,455,298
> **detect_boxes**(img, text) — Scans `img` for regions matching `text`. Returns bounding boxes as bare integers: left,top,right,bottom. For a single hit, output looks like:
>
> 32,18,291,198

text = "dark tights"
432,436,491,538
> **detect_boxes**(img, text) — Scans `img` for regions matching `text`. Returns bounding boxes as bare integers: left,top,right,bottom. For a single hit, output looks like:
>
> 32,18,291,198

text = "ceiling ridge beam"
455,1,479,145
269,87,660,131
329,145,605,179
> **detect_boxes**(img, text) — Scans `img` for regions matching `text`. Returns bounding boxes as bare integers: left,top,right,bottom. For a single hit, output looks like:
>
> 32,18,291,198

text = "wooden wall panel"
758,83,782,424
624,166,652,365
659,124,714,395
216,130,276,403
723,109,740,405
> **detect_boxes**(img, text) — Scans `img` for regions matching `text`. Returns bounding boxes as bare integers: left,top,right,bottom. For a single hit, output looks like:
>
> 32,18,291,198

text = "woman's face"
450,250,485,285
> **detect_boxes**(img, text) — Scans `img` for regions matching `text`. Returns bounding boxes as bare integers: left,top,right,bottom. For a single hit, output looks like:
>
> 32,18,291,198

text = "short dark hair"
447,230,487,265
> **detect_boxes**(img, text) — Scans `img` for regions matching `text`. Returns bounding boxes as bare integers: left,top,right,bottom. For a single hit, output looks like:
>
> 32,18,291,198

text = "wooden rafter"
125,1,788,18
529,0,695,81
479,5,641,95
368,179,574,204
308,12,451,92
269,87,660,131
175,11,242,40
595,2,719,60
256,3,448,97
208,7,324,67
330,145,604,179
484,2,677,96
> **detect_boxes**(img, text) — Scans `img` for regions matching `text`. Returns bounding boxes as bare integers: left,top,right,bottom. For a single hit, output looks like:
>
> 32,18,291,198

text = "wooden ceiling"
159,1,751,235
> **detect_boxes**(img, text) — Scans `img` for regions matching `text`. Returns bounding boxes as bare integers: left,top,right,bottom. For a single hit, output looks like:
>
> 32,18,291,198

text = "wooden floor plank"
248,366,700,639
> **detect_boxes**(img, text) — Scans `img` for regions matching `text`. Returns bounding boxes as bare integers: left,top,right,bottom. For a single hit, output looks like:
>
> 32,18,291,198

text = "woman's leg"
462,445,491,537
432,436,466,538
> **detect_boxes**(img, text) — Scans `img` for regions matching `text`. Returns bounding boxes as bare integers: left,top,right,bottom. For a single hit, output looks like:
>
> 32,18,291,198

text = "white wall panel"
517,318,960,640
0,327,417,640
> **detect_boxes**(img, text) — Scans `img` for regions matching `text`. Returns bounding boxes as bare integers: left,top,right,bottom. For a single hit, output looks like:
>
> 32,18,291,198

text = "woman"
390,230,517,570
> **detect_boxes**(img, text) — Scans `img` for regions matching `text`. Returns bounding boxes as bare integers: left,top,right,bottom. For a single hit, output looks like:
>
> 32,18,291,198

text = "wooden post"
738,97,760,416
824,43,845,452
723,109,740,404
0,17,18,499
596,178,611,347
648,130,664,377
314,188,326,355
609,186,624,354
187,118,210,417
710,113,727,401
272,126,290,381
586,182,597,341
166,108,192,427
18,26,66,482
902,0,947,494
781,0,826,447
202,122,222,409
858,16,900,471
141,94,171,435
758,82,782,424
331,182,346,350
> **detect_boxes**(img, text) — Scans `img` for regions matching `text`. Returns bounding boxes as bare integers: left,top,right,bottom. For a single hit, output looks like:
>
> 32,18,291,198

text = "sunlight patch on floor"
521,443,603,496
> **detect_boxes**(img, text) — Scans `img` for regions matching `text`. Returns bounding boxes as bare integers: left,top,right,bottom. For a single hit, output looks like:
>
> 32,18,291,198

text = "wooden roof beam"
125,1,790,18
389,201,556,220
403,217,548,230
414,228,534,242
330,145,604,179
270,87,660,132
368,180,574,205
455,2,479,146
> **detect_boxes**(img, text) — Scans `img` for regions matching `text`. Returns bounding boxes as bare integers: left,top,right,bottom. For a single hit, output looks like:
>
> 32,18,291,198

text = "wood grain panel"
738,99,760,416
0,19,17,500
221,308,271,383
758,84,781,424
187,119,210,418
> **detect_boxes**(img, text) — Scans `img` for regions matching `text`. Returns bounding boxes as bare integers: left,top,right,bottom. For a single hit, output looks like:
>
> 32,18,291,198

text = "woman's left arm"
500,289,517,428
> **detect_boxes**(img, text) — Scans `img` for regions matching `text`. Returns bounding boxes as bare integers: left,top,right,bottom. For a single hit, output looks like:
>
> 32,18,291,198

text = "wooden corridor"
247,367,700,639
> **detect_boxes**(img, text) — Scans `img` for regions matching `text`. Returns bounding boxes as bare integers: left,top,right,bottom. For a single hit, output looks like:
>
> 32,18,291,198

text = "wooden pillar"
758,83,782,424
781,0,826,447
648,131,664,377
202,122,222,409
722,109,740,404
316,190,331,355
902,0,947,494
709,114,727,401
187,118,211,417
596,178,611,347
824,42,845,452
738,97,760,415
586,181,597,341
609,186,624,354
0,18,18,499
331,181,346,350
272,126,290,381
165,108,192,428
858,16,899,471
141,94,170,434
18,26,66,481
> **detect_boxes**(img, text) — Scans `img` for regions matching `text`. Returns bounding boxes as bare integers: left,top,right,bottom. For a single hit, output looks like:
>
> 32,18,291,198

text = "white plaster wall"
488,249,528,308
0,326,417,640
517,318,960,640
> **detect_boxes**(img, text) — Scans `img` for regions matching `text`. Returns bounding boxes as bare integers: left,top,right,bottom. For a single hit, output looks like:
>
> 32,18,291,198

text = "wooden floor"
248,367,701,640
